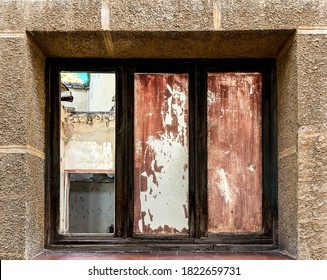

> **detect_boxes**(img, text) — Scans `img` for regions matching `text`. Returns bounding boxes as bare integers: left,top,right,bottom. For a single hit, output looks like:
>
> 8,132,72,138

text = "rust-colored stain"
134,74,189,235
207,73,263,233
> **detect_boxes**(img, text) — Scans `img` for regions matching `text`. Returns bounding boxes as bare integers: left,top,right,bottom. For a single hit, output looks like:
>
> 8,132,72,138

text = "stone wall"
276,36,298,258
0,0,326,259
297,32,327,259
0,33,45,259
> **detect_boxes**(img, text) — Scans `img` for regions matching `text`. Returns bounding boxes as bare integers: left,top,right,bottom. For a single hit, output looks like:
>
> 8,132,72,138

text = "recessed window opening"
49,59,276,249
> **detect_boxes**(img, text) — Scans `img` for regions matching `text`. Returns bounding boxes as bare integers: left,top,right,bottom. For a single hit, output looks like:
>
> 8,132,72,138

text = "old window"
47,59,277,249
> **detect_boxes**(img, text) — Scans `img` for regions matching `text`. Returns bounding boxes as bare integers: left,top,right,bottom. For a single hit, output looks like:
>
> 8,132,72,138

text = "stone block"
25,0,102,32
297,33,327,126
298,182,327,259
298,124,327,184
222,0,324,30
0,153,28,259
107,0,214,31
0,153,45,259
0,195,26,259
28,30,293,58
0,35,28,146
0,0,26,31
0,34,45,150
1,0,103,32
0,153,28,196
319,0,327,26
278,153,298,258
298,124,327,259
28,31,109,57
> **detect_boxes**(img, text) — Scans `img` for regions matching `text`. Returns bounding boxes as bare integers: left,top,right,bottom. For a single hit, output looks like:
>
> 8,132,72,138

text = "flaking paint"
134,74,189,234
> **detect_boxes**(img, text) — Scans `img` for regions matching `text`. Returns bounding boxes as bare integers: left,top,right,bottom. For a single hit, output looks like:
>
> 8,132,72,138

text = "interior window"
59,72,116,234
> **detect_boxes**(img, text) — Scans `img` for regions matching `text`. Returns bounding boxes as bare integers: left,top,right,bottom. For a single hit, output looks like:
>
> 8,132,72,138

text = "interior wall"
89,73,115,112
61,109,115,171
61,88,89,111
69,177,115,233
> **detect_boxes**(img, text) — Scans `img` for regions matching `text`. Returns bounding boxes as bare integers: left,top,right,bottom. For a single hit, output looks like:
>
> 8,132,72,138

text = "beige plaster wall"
0,0,327,259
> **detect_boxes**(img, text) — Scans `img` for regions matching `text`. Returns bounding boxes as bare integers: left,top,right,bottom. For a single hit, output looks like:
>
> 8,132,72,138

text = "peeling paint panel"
207,73,263,233
134,74,189,235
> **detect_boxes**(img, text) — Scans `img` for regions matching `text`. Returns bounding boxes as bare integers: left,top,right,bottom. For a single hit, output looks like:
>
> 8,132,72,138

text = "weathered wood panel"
207,73,262,233
134,74,189,235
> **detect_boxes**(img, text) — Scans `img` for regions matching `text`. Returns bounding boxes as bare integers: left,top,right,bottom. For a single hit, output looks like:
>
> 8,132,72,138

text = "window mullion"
196,64,208,238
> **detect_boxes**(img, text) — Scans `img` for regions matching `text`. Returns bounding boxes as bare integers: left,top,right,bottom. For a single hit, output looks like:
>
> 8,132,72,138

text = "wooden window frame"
46,58,277,250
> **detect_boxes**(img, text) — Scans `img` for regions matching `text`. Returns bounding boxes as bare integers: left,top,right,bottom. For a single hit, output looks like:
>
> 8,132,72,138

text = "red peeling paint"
207,73,263,233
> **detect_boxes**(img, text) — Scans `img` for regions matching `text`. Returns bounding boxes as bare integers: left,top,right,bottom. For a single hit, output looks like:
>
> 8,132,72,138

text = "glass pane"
207,73,263,233
59,72,115,234
68,172,115,233
134,73,189,235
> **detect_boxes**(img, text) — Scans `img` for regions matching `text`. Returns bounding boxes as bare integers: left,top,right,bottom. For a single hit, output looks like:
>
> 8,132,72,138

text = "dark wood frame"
46,58,277,251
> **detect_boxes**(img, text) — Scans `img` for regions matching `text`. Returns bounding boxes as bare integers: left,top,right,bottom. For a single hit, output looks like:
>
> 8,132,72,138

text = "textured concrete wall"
0,0,327,259
0,153,28,259
221,0,326,30
276,31,327,259
0,33,45,259
1,0,327,32
297,32,327,259
0,0,102,31
276,36,298,258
